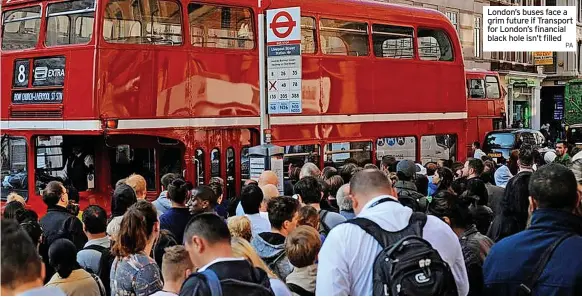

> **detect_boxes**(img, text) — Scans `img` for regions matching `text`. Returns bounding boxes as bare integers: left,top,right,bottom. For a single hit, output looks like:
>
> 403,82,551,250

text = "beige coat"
285,264,317,296
45,269,102,296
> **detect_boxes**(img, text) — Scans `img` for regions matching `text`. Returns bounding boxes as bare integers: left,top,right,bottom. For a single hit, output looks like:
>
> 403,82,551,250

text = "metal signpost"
252,6,300,193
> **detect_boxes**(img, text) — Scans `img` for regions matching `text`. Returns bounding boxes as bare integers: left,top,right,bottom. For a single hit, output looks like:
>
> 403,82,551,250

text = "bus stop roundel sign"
266,7,301,44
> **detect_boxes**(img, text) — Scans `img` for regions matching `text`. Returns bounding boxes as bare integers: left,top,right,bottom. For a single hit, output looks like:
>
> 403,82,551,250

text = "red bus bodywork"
1,0,467,215
466,69,506,157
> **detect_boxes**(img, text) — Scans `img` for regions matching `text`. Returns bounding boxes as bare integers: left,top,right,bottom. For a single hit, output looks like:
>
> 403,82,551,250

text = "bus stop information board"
266,7,302,114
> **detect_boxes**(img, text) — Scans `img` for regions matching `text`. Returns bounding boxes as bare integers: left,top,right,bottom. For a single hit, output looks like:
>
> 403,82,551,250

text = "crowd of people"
2,141,582,296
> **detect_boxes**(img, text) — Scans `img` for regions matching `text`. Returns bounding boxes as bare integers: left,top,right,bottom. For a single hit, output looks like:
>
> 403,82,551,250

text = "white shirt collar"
197,257,245,272
361,195,398,212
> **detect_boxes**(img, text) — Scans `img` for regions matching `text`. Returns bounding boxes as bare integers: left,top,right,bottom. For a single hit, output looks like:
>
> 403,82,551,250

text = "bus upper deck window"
486,76,501,99
417,28,454,61
301,17,316,54
320,19,368,56
1,6,41,51
188,4,254,50
46,0,95,47
103,0,183,46
372,24,414,59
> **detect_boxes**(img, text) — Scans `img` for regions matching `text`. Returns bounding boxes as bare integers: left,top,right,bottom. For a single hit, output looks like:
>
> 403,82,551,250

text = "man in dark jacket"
180,213,274,296
483,164,582,295
251,196,301,281
394,160,428,212
39,181,87,283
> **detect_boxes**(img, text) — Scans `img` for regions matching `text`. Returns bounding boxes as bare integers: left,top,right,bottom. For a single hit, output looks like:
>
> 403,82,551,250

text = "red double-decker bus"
1,0,467,215
466,69,506,157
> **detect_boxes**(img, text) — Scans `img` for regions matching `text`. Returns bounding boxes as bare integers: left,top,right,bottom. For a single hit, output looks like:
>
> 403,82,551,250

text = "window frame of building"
445,11,459,33
474,15,482,58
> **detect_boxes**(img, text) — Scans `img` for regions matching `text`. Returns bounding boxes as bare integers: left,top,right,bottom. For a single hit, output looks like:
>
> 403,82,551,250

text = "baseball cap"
396,160,416,178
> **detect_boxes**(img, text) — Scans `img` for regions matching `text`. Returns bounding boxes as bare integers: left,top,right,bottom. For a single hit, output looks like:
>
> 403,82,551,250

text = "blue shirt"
246,213,271,236
159,208,191,243
77,236,111,274
18,287,66,296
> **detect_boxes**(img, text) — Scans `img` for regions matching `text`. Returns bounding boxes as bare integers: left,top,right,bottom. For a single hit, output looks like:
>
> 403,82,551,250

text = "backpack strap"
518,233,572,296
201,269,223,296
287,283,315,296
407,212,427,237
83,244,108,253
89,272,106,296
348,212,427,249
319,210,331,233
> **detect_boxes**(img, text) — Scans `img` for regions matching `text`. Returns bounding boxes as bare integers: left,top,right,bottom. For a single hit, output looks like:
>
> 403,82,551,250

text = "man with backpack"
180,213,275,296
293,177,345,236
394,160,429,212
316,169,469,296
483,164,582,295
77,205,114,296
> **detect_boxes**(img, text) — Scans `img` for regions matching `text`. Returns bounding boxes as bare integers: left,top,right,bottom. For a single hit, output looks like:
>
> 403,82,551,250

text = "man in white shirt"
316,169,469,296
241,184,271,236
473,141,486,160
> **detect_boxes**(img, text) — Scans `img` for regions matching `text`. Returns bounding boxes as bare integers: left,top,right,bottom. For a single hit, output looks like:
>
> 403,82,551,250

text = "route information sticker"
266,7,302,114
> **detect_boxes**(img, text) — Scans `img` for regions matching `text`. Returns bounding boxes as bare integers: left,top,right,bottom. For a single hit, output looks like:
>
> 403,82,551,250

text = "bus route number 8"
18,65,26,83
14,61,29,87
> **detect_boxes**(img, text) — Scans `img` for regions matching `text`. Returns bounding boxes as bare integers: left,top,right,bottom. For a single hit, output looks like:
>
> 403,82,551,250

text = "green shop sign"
508,78,536,88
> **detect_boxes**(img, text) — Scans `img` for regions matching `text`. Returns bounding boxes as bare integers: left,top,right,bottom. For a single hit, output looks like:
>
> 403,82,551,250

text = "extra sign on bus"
266,7,302,114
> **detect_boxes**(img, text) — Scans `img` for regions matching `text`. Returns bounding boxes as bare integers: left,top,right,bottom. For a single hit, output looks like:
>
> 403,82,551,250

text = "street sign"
266,7,302,114
533,52,554,65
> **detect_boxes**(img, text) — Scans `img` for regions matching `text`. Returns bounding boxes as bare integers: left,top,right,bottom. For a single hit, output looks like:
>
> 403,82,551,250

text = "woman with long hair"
432,167,454,195
231,237,292,296
487,170,532,242
45,238,105,296
110,200,162,296
107,183,137,240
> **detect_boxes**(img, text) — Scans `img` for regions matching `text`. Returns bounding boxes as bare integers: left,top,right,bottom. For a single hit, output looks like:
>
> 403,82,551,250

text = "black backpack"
318,210,332,236
198,268,275,296
397,190,428,213
348,213,458,296
83,245,114,296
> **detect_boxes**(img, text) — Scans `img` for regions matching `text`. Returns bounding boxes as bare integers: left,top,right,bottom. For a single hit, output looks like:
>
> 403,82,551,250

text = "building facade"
382,0,582,130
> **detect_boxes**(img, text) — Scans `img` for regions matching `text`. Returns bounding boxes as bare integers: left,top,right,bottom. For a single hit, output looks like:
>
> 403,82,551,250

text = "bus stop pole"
258,1,269,145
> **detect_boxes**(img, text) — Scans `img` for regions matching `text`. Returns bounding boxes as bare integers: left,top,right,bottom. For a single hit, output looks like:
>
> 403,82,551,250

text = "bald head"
259,171,278,187
349,169,395,214
300,162,321,179
261,184,279,200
